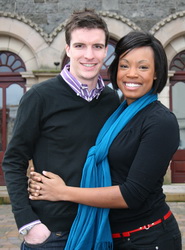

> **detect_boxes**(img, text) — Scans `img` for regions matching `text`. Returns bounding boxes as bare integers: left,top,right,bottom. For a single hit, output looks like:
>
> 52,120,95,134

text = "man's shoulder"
104,84,116,93
28,75,69,97
102,85,120,102
32,75,63,90
102,85,117,97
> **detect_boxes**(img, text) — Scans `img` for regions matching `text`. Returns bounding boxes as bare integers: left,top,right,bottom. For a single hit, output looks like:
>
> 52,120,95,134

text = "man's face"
65,28,108,89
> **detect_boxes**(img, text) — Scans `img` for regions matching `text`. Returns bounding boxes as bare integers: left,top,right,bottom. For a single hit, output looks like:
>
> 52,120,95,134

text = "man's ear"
65,44,70,57
104,45,108,58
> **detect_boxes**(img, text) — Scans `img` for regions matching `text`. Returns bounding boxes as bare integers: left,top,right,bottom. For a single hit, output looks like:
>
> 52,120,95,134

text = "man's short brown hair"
65,8,109,46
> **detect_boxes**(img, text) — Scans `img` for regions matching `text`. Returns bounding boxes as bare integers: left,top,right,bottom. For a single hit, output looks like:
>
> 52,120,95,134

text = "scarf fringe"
94,242,113,250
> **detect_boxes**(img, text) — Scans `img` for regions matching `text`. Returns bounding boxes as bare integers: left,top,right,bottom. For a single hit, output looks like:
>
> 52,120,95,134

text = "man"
2,9,120,249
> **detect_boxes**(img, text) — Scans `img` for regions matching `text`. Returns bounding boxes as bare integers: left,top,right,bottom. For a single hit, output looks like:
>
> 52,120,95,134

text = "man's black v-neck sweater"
3,75,120,232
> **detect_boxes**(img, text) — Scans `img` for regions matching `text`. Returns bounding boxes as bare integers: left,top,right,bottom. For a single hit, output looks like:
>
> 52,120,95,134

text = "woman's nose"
127,67,138,77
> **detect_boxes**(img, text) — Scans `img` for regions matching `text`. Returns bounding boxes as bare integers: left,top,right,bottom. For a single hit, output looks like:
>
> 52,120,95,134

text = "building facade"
0,0,185,185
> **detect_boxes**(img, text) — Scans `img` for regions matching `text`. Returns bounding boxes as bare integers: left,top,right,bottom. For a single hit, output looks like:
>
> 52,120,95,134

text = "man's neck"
83,80,98,91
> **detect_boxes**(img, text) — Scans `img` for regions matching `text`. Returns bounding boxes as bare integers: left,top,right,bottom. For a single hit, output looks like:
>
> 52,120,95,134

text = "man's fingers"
28,185,40,192
30,167,35,172
29,183,41,190
28,190,40,196
30,172,42,182
29,194,46,200
28,179,37,186
29,194,40,199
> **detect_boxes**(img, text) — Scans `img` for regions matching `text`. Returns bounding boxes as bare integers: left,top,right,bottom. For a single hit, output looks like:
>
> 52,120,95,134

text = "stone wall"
1,0,185,34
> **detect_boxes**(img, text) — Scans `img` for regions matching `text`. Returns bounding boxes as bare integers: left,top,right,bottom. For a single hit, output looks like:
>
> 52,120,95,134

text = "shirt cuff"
19,220,41,234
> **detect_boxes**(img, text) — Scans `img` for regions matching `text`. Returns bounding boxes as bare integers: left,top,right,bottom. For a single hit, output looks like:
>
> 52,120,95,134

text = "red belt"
112,210,172,238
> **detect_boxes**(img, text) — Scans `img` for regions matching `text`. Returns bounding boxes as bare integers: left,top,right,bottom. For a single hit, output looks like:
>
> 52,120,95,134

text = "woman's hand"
28,171,66,201
28,170,128,208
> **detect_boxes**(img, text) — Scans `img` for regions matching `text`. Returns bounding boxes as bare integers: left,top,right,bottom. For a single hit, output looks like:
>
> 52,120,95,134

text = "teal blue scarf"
65,91,157,250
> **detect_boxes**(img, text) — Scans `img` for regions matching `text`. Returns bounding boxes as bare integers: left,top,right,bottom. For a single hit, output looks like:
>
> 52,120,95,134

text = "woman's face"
117,46,156,105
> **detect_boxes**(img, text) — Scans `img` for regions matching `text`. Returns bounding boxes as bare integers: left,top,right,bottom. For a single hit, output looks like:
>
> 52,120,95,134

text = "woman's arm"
28,171,128,209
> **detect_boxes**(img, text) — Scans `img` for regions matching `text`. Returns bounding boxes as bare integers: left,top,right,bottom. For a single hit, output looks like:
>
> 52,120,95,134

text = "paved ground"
0,202,185,249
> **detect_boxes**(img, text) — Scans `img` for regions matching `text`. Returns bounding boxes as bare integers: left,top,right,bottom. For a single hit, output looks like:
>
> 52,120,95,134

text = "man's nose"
84,48,94,59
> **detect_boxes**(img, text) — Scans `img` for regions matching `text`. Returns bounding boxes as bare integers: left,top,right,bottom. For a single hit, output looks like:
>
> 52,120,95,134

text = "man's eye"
94,45,104,49
75,44,83,48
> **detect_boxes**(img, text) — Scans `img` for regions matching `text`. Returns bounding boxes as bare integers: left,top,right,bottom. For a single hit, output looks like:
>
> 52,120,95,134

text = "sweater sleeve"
119,108,180,209
2,87,44,229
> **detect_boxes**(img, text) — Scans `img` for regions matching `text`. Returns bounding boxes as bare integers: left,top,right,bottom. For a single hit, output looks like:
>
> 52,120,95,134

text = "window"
0,51,26,72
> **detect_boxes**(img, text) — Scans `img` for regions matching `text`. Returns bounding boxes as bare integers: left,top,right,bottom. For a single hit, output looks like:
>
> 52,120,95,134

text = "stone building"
0,0,185,185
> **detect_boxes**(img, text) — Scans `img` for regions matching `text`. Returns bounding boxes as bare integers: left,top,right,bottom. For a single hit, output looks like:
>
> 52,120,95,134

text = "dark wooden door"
0,73,25,185
169,72,185,183
0,51,26,185
171,150,185,183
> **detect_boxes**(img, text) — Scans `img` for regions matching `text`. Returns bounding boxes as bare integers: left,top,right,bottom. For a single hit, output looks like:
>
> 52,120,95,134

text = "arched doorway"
0,51,26,185
169,50,185,183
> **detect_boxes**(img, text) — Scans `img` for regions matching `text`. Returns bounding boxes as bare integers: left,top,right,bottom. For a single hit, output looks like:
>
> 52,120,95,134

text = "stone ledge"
163,184,185,202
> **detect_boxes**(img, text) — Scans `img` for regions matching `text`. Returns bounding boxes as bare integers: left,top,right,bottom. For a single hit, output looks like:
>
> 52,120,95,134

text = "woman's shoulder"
143,101,179,131
149,101,177,120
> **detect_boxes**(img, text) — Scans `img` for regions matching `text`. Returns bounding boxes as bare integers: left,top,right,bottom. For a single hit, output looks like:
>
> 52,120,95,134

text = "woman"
29,31,182,249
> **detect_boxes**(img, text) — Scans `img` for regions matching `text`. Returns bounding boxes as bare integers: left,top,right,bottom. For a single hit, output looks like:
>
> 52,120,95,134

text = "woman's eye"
140,65,149,70
120,64,128,69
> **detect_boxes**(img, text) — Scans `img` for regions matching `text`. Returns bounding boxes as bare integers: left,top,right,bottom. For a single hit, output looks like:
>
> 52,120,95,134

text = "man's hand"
24,223,51,244
28,169,43,197
28,171,66,201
